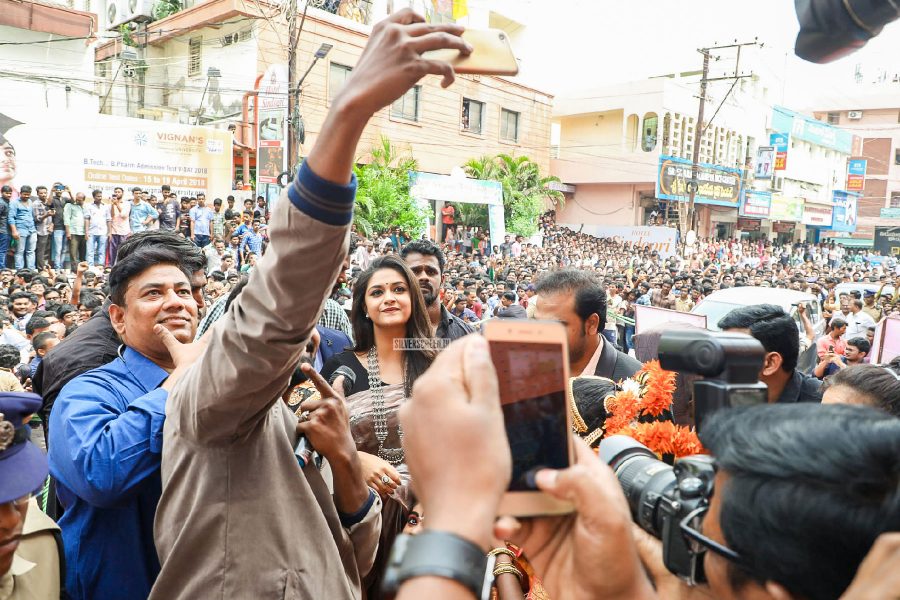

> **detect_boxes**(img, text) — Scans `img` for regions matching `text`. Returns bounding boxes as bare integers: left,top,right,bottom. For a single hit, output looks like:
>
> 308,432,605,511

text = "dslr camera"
600,329,767,583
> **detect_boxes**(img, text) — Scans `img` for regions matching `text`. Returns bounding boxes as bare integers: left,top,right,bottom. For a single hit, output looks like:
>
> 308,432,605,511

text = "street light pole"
195,67,221,125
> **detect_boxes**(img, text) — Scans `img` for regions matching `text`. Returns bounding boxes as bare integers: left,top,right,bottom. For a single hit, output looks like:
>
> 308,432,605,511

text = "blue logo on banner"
847,159,867,176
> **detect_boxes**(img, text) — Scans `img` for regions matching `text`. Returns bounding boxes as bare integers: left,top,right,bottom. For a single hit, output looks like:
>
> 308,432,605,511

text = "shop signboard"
564,224,679,258
771,106,853,154
769,133,789,170
874,227,900,257
740,190,772,218
769,193,803,222
737,217,761,231
802,202,833,227
831,190,859,233
773,221,795,234
754,146,774,179
656,155,743,208
256,64,289,209
881,207,900,219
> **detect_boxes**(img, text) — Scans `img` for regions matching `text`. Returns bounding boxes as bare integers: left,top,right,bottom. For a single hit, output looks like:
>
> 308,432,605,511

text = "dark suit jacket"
593,337,642,382
316,325,351,365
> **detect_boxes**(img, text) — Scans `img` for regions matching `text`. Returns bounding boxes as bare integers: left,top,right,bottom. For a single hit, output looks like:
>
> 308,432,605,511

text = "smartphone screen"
489,340,570,491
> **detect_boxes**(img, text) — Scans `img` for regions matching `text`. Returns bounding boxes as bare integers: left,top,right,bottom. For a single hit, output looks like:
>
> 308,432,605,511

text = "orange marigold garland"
600,361,704,458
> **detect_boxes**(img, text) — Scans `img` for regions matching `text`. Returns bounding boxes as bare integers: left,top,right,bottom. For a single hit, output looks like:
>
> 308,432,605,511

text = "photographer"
397,337,899,600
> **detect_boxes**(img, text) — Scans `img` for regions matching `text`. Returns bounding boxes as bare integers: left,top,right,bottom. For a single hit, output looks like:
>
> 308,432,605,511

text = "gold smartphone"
422,28,519,76
484,319,574,517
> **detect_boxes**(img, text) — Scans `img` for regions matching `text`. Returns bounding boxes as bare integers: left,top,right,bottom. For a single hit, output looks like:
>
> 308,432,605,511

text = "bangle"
487,547,517,561
492,563,523,582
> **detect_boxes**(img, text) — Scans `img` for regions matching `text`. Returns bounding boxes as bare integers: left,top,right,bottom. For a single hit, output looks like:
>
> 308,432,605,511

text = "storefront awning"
828,237,873,248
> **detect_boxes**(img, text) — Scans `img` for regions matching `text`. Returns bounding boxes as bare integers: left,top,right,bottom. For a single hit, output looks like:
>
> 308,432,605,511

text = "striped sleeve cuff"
287,161,357,226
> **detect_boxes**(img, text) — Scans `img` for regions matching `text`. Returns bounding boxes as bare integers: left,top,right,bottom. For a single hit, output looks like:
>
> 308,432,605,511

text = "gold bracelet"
487,547,517,560
492,563,523,582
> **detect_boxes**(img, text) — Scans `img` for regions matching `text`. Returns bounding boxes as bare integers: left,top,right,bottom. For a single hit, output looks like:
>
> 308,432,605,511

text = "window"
827,112,840,125
188,37,202,77
500,108,520,143
641,113,658,152
328,63,353,102
895,148,900,165
461,98,484,134
391,86,420,122
891,192,900,208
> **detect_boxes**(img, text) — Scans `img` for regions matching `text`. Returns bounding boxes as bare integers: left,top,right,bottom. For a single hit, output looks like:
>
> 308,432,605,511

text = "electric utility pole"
686,40,760,235
286,0,299,172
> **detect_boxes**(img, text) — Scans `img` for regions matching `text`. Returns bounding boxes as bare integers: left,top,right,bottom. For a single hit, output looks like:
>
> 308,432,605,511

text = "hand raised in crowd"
295,364,356,465
154,324,210,391
495,439,656,600
76,261,89,276
401,334,510,550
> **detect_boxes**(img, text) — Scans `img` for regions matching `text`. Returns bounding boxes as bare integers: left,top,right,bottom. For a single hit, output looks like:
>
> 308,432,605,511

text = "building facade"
812,95,900,245
551,73,771,238
94,0,552,194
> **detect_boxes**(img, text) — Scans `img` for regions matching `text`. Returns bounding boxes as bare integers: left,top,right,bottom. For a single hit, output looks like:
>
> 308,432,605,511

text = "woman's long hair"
351,255,435,393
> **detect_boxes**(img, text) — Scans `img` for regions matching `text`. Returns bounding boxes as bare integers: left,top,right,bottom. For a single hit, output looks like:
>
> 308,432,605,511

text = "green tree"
463,154,562,237
353,136,427,237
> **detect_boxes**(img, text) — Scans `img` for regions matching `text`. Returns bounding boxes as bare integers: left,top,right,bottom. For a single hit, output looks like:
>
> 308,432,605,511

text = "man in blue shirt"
9,185,37,269
188,195,214,248
129,187,159,234
48,245,199,599
240,219,264,261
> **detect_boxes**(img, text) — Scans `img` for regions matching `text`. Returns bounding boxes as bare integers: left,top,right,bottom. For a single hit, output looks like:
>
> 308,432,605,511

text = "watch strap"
384,531,495,600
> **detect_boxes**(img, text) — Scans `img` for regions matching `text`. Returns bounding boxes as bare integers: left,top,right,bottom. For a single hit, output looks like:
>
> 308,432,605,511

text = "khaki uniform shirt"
0,500,61,600
151,180,380,599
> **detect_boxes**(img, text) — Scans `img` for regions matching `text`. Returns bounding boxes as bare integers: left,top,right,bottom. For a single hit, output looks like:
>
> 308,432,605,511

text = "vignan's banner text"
655,155,743,208
0,109,233,200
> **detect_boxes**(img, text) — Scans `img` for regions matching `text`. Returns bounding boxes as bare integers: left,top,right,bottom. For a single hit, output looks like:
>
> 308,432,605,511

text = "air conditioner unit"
107,0,154,30
848,111,863,120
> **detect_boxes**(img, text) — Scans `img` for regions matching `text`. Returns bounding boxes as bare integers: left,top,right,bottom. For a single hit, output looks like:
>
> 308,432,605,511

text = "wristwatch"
382,530,495,600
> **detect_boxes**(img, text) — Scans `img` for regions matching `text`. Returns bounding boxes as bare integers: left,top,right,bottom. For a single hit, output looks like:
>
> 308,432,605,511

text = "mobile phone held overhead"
422,28,519,76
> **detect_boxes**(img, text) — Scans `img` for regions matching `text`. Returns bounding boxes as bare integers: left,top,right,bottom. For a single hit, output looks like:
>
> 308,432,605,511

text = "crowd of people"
1,10,898,600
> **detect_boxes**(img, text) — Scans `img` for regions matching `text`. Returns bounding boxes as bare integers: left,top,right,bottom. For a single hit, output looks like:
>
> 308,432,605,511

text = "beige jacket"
0,499,61,600
151,174,381,599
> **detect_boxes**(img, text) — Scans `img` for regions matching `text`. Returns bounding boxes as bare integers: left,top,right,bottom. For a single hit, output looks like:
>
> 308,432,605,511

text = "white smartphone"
484,319,574,517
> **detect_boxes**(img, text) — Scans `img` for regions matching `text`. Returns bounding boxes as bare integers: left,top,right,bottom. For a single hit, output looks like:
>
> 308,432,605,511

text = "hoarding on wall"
770,133,789,170
769,193,803,222
802,202,833,227
771,106,853,154
563,224,679,258
881,208,900,219
655,155,743,208
874,227,900,256
740,190,772,218
831,190,859,233
754,146,774,179
0,108,232,200
256,64,289,208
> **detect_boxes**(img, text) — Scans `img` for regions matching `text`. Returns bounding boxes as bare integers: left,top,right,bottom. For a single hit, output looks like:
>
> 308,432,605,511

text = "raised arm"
171,9,471,445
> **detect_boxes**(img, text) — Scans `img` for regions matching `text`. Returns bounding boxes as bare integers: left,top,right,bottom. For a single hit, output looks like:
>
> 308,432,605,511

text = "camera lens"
599,435,676,537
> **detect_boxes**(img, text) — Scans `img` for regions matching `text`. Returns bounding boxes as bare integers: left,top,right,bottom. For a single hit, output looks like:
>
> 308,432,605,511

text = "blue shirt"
189,206,213,236
129,201,159,233
49,346,168,600
8,198,36,235
241,231,264,256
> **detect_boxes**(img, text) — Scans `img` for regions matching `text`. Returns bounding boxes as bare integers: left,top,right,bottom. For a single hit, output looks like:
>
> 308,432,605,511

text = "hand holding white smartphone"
484,319,574,517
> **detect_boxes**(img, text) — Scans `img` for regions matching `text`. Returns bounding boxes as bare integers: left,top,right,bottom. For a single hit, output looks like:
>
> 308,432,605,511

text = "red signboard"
847,174,865,191
773,221,794,233
737,217,761,231
774,152,787,170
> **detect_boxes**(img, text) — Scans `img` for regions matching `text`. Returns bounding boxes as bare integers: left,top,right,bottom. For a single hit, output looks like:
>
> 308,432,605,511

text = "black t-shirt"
179,210,192,237
158,199,180,230
51,197,67,229
320,350,376,397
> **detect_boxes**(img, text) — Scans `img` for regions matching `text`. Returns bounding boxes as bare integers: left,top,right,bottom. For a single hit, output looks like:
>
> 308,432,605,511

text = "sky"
491,0,900,108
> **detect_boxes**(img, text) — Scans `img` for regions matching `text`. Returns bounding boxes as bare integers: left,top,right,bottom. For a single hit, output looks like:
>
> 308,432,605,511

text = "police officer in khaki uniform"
0,392,62,600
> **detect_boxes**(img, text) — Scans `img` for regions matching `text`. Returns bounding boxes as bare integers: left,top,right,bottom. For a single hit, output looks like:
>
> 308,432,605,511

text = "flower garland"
602,360,704,458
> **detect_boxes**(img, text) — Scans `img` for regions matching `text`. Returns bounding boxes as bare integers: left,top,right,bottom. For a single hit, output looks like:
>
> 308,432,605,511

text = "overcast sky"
497,0,900,107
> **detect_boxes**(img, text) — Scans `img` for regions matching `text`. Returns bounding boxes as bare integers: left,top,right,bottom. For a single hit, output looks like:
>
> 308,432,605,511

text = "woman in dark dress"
321,254,435,598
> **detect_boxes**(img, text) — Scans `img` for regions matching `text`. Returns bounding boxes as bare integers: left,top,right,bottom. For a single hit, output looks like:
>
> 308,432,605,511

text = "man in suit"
534,269,641,382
